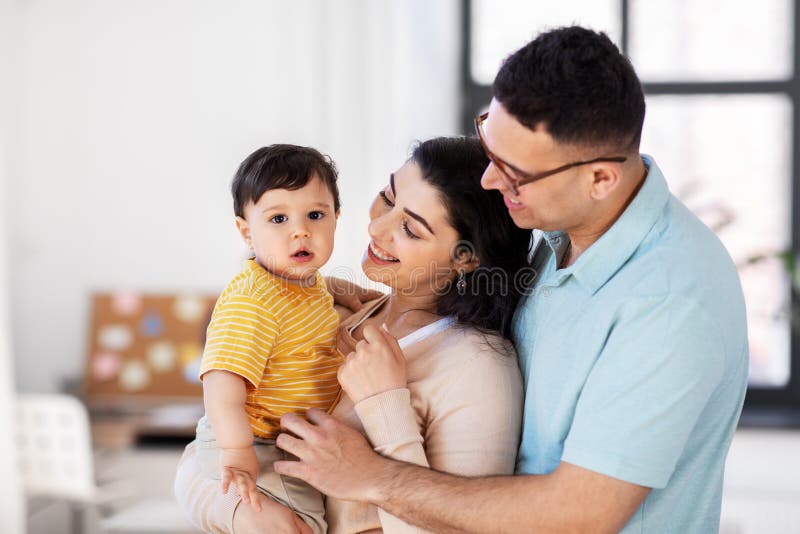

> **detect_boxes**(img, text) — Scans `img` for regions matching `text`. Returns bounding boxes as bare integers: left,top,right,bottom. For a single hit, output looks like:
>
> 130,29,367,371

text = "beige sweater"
326,296,523,534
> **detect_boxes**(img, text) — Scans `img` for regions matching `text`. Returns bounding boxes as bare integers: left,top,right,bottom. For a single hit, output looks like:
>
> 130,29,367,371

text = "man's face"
479,99,592,231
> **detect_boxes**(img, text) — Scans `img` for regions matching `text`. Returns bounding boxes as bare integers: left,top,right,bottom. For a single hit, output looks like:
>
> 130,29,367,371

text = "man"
275,26,748,533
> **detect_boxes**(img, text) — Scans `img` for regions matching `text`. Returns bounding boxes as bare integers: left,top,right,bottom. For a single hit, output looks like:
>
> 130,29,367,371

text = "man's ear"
589,162,623,201
235,216,253,249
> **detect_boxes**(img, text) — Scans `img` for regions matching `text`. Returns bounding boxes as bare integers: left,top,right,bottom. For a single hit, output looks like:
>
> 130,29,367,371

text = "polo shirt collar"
544,154,669,294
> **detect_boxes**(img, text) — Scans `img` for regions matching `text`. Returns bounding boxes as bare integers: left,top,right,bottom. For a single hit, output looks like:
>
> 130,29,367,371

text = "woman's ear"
452,242,480,273
235,216,253,249
460,255,480,274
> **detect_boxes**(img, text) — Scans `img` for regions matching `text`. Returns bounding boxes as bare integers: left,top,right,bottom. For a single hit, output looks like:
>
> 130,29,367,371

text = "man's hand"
325,276,385,312
274,409,387,503
338,324,407,403
220,446,262,511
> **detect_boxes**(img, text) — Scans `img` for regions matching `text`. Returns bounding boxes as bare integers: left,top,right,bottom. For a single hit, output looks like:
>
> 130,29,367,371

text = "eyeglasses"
474,112,627,196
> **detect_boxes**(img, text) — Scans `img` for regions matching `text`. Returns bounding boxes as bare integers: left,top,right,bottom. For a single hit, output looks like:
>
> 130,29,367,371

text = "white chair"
15,394,141,533
16,393,196,534
16,394,97,503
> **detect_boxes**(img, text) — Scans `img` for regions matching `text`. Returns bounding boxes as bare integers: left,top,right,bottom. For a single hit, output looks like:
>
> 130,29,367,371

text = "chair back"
15,394,96,502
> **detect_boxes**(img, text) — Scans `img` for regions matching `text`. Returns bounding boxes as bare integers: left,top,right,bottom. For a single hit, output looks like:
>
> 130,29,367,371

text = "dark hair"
232,144,341,218
411,137,532,338
493,26,645,152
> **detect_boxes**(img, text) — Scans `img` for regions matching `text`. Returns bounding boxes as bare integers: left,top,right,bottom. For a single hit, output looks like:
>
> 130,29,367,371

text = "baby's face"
237,175,338,285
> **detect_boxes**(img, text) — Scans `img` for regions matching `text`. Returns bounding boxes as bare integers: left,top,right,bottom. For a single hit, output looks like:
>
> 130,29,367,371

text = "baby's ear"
235,216,252,248
335,209,341,220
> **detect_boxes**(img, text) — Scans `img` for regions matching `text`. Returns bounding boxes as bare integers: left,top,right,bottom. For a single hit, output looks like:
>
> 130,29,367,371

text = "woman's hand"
338,324,407,403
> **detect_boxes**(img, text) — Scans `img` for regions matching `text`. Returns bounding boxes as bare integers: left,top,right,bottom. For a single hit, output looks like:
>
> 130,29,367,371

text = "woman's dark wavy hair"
411,137,532,338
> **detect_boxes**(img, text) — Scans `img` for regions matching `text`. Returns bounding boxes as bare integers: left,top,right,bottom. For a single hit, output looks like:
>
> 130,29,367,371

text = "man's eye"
270,215,287,224
308,211,325,220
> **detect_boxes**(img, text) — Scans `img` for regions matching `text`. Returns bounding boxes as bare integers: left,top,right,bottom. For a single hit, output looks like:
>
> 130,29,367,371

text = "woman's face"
362,161,462,296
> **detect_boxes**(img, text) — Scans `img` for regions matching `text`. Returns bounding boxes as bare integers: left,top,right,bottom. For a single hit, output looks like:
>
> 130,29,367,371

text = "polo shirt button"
541,287,551,298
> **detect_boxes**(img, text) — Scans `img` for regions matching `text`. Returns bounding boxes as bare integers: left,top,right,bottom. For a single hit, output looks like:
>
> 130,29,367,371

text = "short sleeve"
199,294,279,387
562,295,725,489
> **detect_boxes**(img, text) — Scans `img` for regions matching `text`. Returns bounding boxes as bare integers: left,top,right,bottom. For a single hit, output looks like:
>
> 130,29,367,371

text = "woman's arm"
202,370,262,510
339,326,522,533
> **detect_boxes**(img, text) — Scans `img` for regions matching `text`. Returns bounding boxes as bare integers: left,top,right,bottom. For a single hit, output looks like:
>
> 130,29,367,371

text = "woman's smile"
367,241,400,264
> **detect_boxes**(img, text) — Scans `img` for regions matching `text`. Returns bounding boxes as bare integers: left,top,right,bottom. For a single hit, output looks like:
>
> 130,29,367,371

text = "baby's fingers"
234,472,252,505
248,485,262,512
220,467,233,494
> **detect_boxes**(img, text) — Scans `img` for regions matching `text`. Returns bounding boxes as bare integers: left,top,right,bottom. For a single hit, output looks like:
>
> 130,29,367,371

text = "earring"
456,269,466,293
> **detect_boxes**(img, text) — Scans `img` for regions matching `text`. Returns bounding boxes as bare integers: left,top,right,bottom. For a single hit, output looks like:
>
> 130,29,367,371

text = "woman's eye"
270,215,287,224
378,190,394,207
401,221,419,239
308,211,325,220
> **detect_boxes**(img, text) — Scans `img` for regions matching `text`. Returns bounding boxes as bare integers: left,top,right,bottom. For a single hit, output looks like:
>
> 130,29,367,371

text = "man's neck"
563,157,648,266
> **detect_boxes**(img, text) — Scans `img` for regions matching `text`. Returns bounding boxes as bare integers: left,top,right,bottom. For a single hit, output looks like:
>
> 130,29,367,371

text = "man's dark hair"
411,137,532,338
232,144,341,218
493,26,645,152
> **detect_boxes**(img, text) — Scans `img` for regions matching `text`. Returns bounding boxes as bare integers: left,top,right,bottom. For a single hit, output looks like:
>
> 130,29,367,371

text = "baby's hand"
220,446,262,511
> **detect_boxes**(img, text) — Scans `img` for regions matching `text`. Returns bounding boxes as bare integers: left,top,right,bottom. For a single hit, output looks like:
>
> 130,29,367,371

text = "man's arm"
275,410,649,534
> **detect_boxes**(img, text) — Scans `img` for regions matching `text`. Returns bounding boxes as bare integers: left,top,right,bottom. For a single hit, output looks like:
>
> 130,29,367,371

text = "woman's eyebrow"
390,173,396,197
403,208,435,235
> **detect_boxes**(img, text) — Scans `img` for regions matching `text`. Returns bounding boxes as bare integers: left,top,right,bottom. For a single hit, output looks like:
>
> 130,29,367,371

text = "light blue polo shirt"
512,155,748,533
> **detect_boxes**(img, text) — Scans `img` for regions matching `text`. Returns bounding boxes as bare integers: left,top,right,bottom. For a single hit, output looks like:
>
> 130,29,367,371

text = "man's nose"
480,163,501,191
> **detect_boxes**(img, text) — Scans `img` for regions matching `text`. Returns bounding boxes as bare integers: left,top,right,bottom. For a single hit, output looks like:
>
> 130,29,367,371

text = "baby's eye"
308,211,325,220
270,214,287,224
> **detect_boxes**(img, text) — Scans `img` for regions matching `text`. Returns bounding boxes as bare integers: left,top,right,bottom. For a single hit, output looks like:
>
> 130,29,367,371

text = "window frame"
460,0,800,422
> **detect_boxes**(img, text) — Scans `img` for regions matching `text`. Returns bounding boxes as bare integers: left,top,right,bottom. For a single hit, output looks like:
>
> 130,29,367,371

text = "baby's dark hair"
232,144,341,218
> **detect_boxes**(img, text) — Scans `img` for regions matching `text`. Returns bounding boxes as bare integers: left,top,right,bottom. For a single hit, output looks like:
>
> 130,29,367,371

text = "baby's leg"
174,441,240,533
233,493,313,534
253,442,327,534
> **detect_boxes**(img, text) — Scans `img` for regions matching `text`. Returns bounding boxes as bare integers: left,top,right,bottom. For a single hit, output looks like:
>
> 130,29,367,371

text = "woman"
175,136,532,533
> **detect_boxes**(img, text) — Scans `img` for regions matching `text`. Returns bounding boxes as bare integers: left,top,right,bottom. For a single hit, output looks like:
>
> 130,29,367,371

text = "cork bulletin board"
83,292,216,407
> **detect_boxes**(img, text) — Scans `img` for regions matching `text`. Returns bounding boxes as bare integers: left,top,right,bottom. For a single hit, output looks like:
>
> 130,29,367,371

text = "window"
462,0,800,417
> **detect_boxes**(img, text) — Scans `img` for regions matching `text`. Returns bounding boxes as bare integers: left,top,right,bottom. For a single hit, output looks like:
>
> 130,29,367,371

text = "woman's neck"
375,292,440,339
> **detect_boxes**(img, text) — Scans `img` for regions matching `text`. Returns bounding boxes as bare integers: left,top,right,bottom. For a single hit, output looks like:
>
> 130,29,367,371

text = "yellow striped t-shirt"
199,259,341,439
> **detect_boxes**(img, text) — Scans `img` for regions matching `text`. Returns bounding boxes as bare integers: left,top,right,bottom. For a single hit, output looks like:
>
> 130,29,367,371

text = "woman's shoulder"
432,325,518,368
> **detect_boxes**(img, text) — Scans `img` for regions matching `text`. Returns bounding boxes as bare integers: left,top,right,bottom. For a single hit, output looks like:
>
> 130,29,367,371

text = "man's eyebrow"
390,173,396,197
403,208,435,235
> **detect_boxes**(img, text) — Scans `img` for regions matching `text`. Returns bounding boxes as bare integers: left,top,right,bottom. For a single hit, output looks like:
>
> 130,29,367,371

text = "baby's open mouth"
291,248,314,262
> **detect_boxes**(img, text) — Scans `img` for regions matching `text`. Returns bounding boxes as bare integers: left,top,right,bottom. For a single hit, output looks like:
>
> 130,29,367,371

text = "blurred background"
1,0,799,532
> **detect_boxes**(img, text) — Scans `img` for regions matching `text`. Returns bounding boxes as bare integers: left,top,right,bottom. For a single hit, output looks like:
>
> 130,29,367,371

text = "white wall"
9,0,460,393
0,0,26,529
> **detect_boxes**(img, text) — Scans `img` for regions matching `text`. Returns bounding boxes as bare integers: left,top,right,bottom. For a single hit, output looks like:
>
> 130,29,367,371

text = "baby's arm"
203,370,262,511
